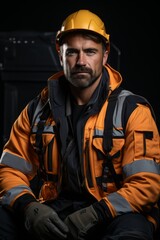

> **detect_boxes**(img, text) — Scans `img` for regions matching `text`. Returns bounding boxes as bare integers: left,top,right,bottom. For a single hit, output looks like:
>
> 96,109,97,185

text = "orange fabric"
0,65,160,228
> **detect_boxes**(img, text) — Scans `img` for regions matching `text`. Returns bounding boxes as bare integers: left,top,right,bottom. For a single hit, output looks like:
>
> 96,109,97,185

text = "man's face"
59,33,108,89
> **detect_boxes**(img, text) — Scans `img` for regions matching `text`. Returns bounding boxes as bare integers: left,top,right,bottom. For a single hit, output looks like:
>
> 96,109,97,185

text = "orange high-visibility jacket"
0,64,160,228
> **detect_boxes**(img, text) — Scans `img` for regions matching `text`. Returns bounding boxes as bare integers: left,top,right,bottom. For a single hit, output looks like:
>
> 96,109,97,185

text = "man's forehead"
60,30,103,44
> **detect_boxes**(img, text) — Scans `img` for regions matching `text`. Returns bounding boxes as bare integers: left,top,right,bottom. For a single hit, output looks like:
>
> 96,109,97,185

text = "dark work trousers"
0,199,157,240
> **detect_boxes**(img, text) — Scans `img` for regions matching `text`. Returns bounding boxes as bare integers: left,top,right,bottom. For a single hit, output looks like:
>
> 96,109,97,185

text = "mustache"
71,66,92,74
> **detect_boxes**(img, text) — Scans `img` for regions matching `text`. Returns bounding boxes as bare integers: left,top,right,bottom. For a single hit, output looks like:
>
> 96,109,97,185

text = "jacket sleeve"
0,102,39,208
103,103,160,224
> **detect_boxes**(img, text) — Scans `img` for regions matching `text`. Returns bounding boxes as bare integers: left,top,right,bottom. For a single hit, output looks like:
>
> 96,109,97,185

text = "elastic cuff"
92,199,113,223
13,193,37,217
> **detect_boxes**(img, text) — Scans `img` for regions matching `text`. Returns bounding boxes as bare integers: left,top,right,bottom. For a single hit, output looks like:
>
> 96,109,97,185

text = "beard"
67,66,100,89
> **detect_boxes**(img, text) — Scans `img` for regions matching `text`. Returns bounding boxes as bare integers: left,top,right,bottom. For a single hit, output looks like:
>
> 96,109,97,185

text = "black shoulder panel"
122,94,156,131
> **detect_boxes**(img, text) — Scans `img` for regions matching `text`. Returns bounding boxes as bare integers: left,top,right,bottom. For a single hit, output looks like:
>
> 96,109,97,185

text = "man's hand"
64,205,100,240
24,202,69,240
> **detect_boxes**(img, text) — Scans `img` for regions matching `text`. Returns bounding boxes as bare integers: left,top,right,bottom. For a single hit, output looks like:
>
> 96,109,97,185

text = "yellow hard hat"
56,9,110,46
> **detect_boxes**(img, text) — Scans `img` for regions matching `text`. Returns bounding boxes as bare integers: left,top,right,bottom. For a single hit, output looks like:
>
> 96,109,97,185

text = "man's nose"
76,52,86,65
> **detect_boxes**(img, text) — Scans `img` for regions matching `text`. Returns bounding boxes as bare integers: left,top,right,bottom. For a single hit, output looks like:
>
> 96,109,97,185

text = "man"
0,9,160,240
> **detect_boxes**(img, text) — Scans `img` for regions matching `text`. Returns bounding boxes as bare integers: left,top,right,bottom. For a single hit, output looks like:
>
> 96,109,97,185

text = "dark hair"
59,30,107,52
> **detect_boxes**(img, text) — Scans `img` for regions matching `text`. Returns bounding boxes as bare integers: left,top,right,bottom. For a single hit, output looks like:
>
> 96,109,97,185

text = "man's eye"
85,49,96,55
66,50,77,56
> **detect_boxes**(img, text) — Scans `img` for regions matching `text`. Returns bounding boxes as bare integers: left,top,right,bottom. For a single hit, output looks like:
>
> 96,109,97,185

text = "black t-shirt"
61,102,86,196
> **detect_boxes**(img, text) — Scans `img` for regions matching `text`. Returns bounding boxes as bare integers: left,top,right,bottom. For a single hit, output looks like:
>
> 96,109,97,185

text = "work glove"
24,202,69,240
64,200,112,240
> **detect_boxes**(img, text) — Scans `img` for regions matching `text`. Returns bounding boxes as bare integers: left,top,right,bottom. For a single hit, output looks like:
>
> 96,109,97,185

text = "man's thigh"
0,205,34,240
101,213,154,240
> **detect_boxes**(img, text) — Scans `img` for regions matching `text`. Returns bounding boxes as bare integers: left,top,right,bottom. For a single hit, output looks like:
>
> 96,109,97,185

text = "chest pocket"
30,102,59,178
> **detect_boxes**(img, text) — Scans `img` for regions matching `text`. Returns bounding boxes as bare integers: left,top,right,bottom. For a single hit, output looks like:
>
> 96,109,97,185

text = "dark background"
0,1,159,152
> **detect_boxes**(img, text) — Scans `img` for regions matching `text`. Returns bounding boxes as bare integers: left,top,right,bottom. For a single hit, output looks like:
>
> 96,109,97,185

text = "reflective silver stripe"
30,98,55,134
112,128,124,137
0,152,35,174
113,90,134,137
93,128,124,139
32,124,55,133
94,129,103,137
94,90,134,139
31,98,49,126
108,192,132,215
123,159,160,179
1,185,33,206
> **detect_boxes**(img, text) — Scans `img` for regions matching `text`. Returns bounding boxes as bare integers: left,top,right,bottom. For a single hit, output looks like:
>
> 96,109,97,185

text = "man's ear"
103,51,109,65
57,50,63,66
56,43,63,66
